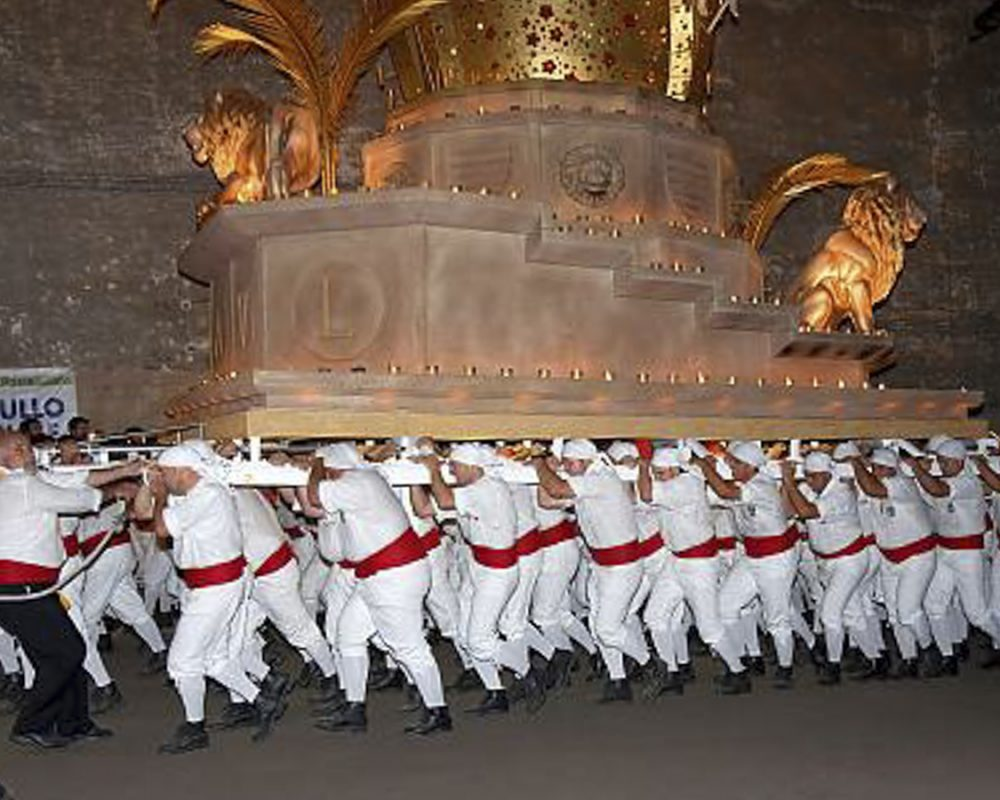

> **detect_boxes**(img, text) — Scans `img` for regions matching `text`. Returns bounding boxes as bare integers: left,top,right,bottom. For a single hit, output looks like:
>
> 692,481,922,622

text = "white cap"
925,434,950,454
977,437,998,453
935,438,967,461
562,439,600,461
316,443,364,470
157,444,225,482
832,441,861,461
804,451,833,474
728,441,766,469
870,448,899,469
449,443,496,468
651,447,683,469
606,440,639,463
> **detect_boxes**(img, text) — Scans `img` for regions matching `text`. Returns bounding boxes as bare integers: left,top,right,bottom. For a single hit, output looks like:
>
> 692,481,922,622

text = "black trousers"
0,585,89,736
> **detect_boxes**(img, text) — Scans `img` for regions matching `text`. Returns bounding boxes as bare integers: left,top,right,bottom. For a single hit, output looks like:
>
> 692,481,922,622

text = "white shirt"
0,471,101,570
233,489,289,571
566,465,641,550
800,479,864,555
929,472,988,538
727,472,788,539
871,474,934,550
77,499,128,548
162,479,243,570
453,476,518,550
649,472,714,552
395,487,436,536
317,470,410,562
508,482,539,538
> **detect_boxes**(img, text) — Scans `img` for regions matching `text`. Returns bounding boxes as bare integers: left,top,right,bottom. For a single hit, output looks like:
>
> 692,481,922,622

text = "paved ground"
1,636,998,800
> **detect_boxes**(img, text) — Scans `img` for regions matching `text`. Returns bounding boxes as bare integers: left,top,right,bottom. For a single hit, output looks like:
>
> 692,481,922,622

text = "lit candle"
637,372,650,384
463,365,477,377
537,367,552,379
603,370,614,382
571,368,583,381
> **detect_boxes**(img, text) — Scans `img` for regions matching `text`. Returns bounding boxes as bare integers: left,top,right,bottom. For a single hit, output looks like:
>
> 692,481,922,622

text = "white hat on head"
935,438,967,461
562,439,600,461
870,448,899,469
316,443,364,470
832,441,861,461
728,441,766,469
158,443,226,482
925,434,950,454
977,437,998,453
449,443,496,469
651,447,683,469
607,441,639,463
804,451,833,474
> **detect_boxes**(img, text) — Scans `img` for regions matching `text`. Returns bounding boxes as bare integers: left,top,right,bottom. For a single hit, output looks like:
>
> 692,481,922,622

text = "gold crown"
388,0,722,104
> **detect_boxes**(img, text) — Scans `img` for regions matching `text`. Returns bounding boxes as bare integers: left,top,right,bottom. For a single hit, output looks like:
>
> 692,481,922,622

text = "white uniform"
800,480,880,663
870,475,936,661
318,470,444,709
923,471,1000,654
163,479,260,724
719,472,799,669
567,465,649,680
453,476,523,690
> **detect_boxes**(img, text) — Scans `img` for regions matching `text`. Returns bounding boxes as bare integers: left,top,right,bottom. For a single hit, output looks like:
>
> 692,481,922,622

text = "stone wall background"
0,0,997,430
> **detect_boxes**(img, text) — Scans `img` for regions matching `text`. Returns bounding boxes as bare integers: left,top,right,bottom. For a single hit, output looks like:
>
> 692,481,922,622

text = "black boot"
772,665,794,689
448,668,480,692
818,661,841,686
678,662,696,684
209,701,257,731
90,682,123,715
467,690,509,716
939,655,959,677
405,705,453,736
259,669,292,703
954,640,970,662
296,660,322,688
598,678,633,704
852,653,889,681
399,683,423,713
717,668,752,695
545,649,575,691
644,667,684,700
64,719,114,741
744,655,766,676
158,721,208,755
251,688,289,742
370,668,404,692
918,647,943,678
980,648,1000,669
519,667,547,715
310,675,343,706
315,701,367,733
585,652,606,682
141,650,168,676
890,658,919,680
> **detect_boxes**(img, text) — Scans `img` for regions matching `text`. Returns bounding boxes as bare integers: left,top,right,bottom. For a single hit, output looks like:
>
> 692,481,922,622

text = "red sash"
338,559,356,571
354,528,425,580
471,543,519,569
938,533,985,552
284,525,308,540
80,531,131,558
743,526,800,559
539,519,578,548
879,535,937,564
420,527,443,553
0,560,60,586
181,556,246,589
814,535,870,561
255,542,296,577
62,534,80,558
515,528,543,558
589,540,642,567
637,533,665,559
715,536,737,552
674,537,720,559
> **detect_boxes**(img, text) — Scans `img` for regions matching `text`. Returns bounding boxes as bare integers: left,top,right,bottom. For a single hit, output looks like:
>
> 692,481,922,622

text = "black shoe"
773,666,794,689
370,668,404,692
598,678,633,704
208,701,258,731
448,668,480,692
67,720,114,741
141,650,168,676
918,647,944,678
399,684,423,713
315,702,367,733
980,649,1000,669
890,658,919,680
841,647,868,675
940,655,959,677
158,722,208,755
644,667,684,700
520,668,547,715
852,654,888,681
678,662,695,684
90,683,123,715
405,706,452,736
296,660,322,688
259,669,292,703
745,656,766,676
544,649,575,691
97,633,113,653
251,690,288,742
310,676,343,706
955,640,970,662
717,669,752,695
310,695,347,718
9,729,72,750
585,652,605,683
467,690,509,716
818,662,841,686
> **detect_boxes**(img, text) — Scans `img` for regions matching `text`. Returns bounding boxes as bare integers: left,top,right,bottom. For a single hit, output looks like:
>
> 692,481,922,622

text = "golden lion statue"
184,89,321,226
742,154,927,334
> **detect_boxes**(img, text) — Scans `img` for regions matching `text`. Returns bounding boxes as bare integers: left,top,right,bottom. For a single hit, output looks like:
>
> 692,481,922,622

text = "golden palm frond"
741,153,889,250
327,0,449,134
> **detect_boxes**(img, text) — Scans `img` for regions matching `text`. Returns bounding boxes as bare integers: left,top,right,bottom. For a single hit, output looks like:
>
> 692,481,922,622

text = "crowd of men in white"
1,431,999,754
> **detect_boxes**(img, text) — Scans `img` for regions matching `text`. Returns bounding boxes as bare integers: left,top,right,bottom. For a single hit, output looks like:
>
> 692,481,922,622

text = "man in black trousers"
0,431,140,749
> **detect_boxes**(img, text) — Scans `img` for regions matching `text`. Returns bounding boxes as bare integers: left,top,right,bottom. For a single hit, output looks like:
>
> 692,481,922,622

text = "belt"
515,528,543,558
674,537,720,559
354,528,425,580
0,560,60,587
181,556,247,589
637,533,665,559
589,540,642,567
420,527,443,553
62,534,80,558
255,542,296,577
743,526,800,559
879,535,937,564
80,530,131,558
814,535,870,561
471,543,519,569
539,519,578,548
938,533,985,551
715,536,737,552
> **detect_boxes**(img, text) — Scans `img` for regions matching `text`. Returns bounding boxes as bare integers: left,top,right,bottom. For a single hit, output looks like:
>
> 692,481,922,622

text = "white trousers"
531,540,595,654
879,551,935,660
168,576,260,722
815,549,879,662
459,563,522,688
499,551,555,661
338,560,445,708
720,548,798,668
59,556,112,688
139,546,179,614
588,561,646,680
641,553,687,670
925,547,1000,654
425,543,460,640
299,553,330,620
673,555,744,672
